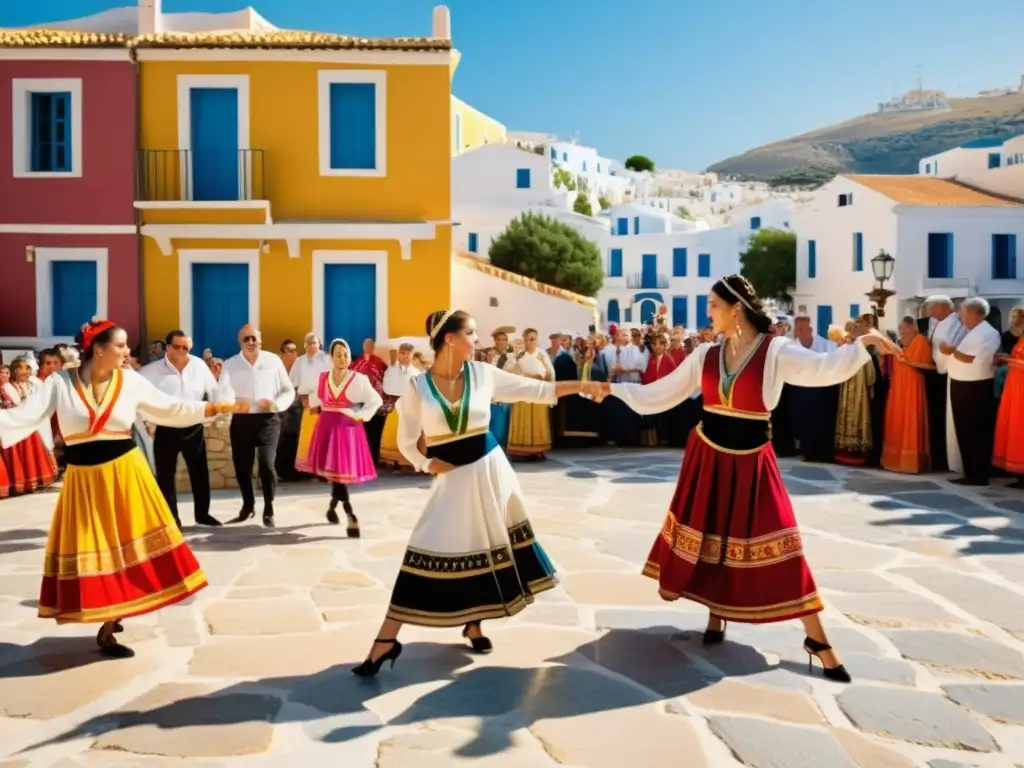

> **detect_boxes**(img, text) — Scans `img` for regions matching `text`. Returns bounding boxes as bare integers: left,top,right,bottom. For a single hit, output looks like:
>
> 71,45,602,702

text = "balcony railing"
137,149,266,202
626,272,670,289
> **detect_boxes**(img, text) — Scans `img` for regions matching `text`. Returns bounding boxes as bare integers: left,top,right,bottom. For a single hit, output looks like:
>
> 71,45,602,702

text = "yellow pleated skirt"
39,447,207,624
507,402,551,456
295,408,320,473
379,409,412,467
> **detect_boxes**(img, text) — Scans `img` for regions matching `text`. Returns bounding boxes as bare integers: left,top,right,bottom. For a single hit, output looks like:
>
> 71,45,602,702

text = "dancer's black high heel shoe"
351,638,403,677
804,636,852,683
229,506,255,524
96,625,134,658
702,616,727,646
462,621,493,654
343,502,360,538
326,499,340,525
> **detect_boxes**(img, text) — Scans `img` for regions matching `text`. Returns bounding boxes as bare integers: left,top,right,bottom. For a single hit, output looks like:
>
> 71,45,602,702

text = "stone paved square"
2,448,1024,767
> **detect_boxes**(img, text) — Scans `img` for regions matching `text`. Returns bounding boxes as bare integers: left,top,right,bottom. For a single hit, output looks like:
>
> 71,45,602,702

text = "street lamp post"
867,249,896,318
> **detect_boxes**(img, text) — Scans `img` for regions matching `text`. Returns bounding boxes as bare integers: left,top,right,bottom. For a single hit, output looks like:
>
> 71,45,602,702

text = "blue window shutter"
672,247,687,277
672,296,688,327
582,160,587,171
696,295,708,324
607,299,620,323
468,233,478,253
992,234,999,279
616,217,628,236
516,168,531,189
609,248,623,277
946,233,954,278
698,253,710,277
988,153,1001,169
329,82,377,170
1012,234,1018,279
562,151,567,161
817,305,833,333
633,216,640,234
750,216,761,230
550,147,556,160
30,91,73,172
849,303,860,320
853,232,863,271
624,307,632,323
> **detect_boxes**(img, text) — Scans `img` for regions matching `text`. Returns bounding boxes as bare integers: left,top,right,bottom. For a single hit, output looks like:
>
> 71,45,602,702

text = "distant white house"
547,140,633,203
792,174,1024,333
919,138,1008,177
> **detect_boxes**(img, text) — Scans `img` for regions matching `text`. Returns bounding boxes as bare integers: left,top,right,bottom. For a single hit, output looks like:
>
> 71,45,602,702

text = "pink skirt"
307,410,378,484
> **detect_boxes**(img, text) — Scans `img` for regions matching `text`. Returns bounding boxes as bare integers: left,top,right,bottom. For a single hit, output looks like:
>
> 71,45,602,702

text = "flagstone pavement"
2,448,1024,767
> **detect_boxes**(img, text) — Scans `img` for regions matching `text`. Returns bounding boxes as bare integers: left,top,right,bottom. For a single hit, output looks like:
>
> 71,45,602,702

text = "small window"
633,216,640,234
927,233,953,279
852,232,864,272
609,248,623,277
925,163,932,174
808,240,817,278
582,160,587,172
468,233,478,253
992,234,1018,280
988,152,1001,170
516,168,531,189
597,162,601,172
838,193,853,207
672,247,687,277
750,216,761,230
328,82,378,171
849,303,860,320
697,253,711,277
30,92,73,173
550,147,556,161
616,218,628,235
562,151,568,161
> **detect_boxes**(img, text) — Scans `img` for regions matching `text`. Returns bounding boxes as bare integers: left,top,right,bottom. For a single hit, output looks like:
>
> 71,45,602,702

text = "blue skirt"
490,403,511,450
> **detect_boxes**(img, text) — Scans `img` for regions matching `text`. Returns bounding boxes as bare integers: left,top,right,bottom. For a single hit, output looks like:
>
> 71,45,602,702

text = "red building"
0,34,140,348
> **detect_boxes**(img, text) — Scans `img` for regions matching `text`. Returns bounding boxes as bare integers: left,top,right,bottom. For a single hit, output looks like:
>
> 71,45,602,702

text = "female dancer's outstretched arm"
489,365,598,403
602,345,708,415
775,330,899,388
0,375,59,448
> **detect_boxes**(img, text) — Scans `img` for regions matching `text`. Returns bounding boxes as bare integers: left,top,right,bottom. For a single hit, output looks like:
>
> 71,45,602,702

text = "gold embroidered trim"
703,404,770,421
425,425,489,446
43,526,183,579
657,512,806,568
695,422,770,456
40,570,207,624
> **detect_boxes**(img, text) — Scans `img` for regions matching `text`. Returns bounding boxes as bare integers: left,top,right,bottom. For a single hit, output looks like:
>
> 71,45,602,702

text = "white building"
919,138,1008,177
792,174,1024,333
547,140,633,203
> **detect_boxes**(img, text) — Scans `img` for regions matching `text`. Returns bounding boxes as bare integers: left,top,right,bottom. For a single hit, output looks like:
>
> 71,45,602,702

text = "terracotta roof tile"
0,29,130,47
845,175,1023,207
453,251,597,309
134,30,450,51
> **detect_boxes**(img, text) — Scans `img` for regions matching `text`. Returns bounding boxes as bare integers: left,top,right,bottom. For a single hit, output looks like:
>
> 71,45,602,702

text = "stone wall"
173,419,257,493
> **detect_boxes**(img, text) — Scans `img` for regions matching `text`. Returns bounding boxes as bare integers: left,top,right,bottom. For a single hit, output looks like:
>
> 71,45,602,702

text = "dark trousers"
364,411,386,466
153,424,210,521
331,482,350,503
275,401,302,480
229,413,281,509
950,378,997,484
925,371,949,472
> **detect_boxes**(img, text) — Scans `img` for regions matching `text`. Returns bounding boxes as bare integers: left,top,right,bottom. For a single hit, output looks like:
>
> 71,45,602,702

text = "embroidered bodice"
702,334,771,418
396,361,555,472
0,368,208,449
308,370,382,420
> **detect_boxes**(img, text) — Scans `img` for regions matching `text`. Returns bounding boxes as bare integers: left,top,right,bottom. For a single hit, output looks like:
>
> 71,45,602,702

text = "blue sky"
6,0,1024,169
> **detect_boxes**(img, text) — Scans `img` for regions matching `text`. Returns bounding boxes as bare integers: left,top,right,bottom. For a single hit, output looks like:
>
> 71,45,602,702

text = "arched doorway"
639,299,657,325
607,299,620,324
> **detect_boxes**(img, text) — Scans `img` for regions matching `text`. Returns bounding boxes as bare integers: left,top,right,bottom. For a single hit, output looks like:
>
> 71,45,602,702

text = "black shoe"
804,636,852,683
97,627,134,658
702,617,727,646
194,514,222,527
352,638,403,677
230,506,255,524
952,477,987,487
113,621,124,633
462,622,493,654
326,500,340,525
343,502,360,538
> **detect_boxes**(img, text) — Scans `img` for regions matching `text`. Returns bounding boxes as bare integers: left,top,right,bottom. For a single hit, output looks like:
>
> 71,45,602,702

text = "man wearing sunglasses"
221,325,296,527
140,330,224,528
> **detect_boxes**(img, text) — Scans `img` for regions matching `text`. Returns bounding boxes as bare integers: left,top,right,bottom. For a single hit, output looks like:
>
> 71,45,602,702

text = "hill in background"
709,91,1024,185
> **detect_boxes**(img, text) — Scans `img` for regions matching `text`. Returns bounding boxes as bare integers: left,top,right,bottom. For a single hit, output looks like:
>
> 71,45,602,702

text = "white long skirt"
385,447,556,627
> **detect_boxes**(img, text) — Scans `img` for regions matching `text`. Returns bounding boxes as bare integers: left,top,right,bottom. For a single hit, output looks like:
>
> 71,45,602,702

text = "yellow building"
135,8,455,356
451,95,507,156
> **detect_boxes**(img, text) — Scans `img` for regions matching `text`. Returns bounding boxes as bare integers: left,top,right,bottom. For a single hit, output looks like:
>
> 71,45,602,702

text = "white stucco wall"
453,144,557,209
451,260,597,340
919,145,1004,177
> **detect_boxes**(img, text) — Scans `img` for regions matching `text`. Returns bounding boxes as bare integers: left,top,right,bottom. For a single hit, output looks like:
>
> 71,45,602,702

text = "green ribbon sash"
425,362,472,435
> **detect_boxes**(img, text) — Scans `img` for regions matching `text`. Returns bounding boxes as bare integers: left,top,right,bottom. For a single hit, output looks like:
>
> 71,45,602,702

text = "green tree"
533,144,546,155
597,194,611,210
675,205,695,220
573,191,593,216
488,212,603,297
739,228,797,302
624,154,655,172
553,167,576,191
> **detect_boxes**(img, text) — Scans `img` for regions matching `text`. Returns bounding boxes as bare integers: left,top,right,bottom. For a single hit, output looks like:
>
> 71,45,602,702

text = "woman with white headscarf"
305,338,382,536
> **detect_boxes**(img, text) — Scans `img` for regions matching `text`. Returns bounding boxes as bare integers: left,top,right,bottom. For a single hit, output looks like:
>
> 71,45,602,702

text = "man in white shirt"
286,333,330,478
941,297,1001,486
924,295,963,472
221,325,296,527
141,331,224,528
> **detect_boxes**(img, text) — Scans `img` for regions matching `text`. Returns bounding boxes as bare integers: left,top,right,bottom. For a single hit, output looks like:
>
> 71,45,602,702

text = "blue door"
640,299,656,325
696,295,708,325
817,305,833,335
190,88,239,201
51,261,97,337
641,254,657,289
325,264,376,347
672,296,688,328
192,263,248,358
607,299,620,324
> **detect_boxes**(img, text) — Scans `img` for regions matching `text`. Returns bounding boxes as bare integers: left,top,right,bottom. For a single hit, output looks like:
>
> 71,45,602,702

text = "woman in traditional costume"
379,343,420,469
834,336,876,466
306,339,382,535
507,329,555,459
2,358,59,492
993,307,1024,488
881,317,933,474
351,310,602,677
0,365,13,498
639,331,678,446
591,276,901,683
0,320,246,658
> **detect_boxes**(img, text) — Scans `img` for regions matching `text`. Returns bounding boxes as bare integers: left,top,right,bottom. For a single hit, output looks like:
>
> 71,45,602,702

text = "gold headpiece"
428,310,457,340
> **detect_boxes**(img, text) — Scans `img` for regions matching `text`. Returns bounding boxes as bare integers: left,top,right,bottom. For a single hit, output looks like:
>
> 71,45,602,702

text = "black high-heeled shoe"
229,506,255,524
326,500,340,525
804,636,852,683
702,616,727,646
351,638,403,677
96,625,134,658
343,502,360,539
462,621,493,654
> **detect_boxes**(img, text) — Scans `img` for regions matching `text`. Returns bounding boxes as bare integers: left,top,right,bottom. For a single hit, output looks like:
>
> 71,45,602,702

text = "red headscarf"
81,320,117,352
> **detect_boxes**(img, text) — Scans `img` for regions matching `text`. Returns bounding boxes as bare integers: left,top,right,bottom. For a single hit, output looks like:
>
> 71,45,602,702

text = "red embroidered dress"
611,333,874,623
